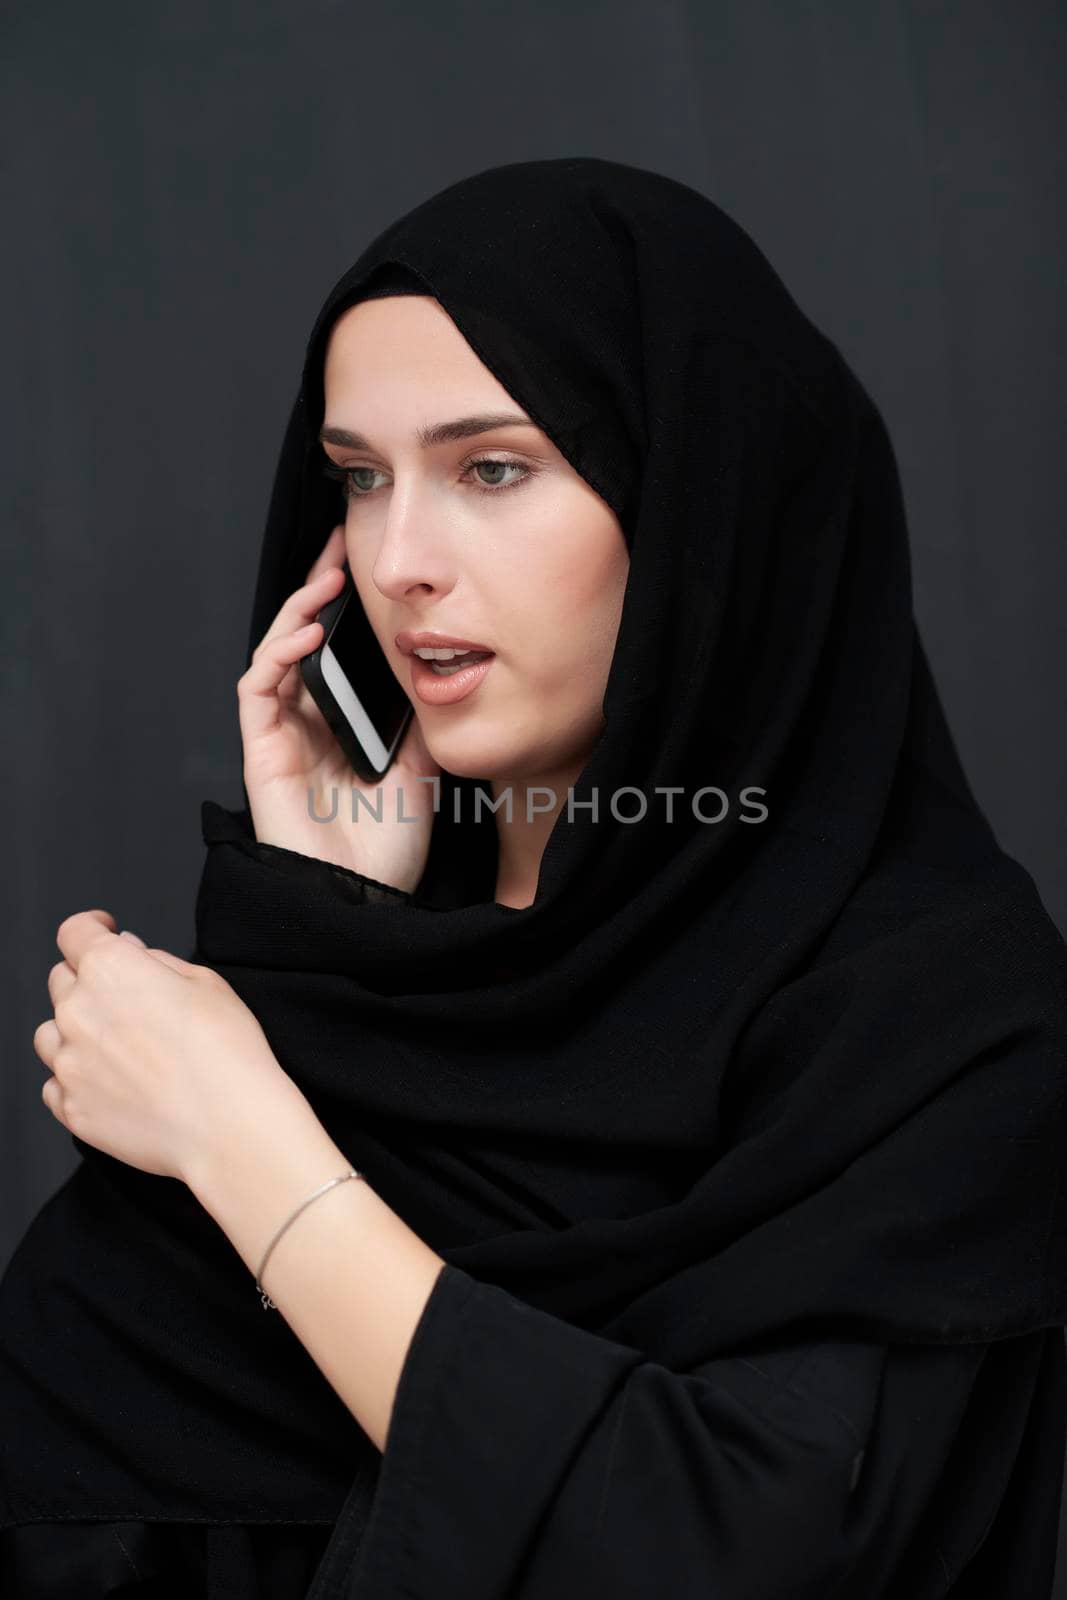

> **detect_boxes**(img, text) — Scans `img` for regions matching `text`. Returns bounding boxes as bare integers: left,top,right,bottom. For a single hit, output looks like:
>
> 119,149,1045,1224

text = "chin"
421,728,532,788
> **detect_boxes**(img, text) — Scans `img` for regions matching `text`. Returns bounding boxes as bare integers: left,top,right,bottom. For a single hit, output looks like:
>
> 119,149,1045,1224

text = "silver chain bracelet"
255,1167,364,1310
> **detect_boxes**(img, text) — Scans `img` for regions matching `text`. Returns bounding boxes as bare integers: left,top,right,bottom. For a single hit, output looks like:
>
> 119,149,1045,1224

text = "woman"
2,156,1066,1598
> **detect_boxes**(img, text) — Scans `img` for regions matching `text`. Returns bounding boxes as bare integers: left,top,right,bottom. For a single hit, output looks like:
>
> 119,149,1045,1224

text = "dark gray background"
3,0,1065,1584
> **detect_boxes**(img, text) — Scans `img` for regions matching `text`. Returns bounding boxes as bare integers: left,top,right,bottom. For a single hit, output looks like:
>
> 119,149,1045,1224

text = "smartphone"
299,561,413,781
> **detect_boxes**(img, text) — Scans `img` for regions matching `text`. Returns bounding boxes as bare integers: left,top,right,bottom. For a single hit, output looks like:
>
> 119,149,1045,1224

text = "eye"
320,454,537,503
467,457,528,492
322,464,385,500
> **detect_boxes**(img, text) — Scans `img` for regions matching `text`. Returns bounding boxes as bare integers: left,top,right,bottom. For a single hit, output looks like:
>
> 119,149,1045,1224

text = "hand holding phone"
236,524,441,894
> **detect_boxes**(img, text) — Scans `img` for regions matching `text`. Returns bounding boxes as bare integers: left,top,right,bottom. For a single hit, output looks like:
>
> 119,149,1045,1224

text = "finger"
56,910,119,973
41,1075,68,1126
252,527,347,658
47,959,76,1008
237,624,328,744
33,1018,62,1069
305,522,348,584
138,946,194,976
115,929,191,976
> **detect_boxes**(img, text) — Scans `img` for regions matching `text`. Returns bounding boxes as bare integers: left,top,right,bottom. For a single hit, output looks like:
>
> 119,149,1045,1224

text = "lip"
395,630,496,656
408,651,495,707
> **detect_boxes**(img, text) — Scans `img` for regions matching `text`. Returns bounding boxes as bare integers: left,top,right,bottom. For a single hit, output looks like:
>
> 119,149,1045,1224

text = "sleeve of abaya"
342,1262,1004,1600
203,802,417,905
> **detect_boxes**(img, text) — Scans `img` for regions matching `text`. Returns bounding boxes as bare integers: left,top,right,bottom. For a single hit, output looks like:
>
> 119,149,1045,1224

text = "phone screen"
312,568,413,776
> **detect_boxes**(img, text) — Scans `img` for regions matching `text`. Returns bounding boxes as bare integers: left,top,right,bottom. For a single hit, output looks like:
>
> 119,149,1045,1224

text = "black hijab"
2,155,1066,1556
206,154,1067,1355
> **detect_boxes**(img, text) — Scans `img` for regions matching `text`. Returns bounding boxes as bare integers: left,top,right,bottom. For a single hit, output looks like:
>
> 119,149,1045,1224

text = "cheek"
347,566,390,653
528,551,627,700
552,545,627,652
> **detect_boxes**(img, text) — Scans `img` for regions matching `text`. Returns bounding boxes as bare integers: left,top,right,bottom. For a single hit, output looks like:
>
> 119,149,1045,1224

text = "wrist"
184,1076,340,1223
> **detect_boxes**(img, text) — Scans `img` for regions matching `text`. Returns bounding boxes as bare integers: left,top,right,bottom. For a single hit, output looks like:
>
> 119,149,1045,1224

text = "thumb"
119,931,191,975
143,946,197,975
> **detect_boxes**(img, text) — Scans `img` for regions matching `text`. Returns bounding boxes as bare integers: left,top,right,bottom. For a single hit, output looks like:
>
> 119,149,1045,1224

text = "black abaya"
2,804,1064,1597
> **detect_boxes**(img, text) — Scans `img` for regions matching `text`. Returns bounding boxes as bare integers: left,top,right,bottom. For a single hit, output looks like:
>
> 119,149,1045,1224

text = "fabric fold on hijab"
1,155,1065,1554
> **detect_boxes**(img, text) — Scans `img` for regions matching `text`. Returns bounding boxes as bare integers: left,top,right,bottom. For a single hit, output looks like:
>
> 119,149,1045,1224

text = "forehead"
327,293,462,355
323,295,524,412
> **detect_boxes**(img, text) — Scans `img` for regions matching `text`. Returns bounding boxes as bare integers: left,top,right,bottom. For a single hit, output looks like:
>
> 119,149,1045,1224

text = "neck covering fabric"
2,156,1066,1561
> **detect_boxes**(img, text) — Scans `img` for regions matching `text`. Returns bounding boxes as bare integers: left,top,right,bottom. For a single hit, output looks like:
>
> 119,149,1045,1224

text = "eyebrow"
318,412,538,452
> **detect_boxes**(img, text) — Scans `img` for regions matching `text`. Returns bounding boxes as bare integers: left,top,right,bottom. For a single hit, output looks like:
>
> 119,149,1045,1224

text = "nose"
368,480,460,604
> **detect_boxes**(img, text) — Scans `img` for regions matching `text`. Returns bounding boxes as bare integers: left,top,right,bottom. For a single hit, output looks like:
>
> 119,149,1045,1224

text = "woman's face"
319,294,630,788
